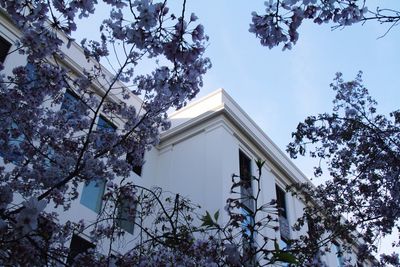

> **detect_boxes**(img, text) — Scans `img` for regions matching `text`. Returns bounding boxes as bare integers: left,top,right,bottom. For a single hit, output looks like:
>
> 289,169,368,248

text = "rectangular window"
239,149,255,265
80,116,116,213
97,115,117,133
60,90,89,122
275,185,287,218
80,179,106,213
239,150,253,211
60,90,80,112
239,150,255,236
67,234,95,265
95,115,117,149
276,185,290,241
126,151,144,176
0,35,11,63
117,198,136,234
26,63,36,85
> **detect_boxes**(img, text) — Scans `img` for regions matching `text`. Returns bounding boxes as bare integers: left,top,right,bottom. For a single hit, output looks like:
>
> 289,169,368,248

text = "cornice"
159,90,313,186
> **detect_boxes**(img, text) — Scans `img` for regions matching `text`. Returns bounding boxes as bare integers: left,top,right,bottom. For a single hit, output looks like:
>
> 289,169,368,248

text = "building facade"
0,10,375,266
140,89,373,266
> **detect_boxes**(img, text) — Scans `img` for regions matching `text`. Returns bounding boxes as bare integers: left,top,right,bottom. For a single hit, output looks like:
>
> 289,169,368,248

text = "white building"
0,10,375,266
140,89,376,266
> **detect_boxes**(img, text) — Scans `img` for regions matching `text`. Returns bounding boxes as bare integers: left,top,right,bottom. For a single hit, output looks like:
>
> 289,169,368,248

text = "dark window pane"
276,185,287,218
60,90,80,112
67,234,95,265
239,150,255,264
97,116,116,133
126,151,143,176
0,36,11,63
239,150,251,181
117,198,136,234
239,150,253,210
26,63,36,84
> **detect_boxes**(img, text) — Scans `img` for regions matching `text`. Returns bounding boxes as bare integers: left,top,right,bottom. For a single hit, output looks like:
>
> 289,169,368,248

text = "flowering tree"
0,0,213,265
1,0,397,265
247,1,400,264
249,0,399,50
287,72,400,265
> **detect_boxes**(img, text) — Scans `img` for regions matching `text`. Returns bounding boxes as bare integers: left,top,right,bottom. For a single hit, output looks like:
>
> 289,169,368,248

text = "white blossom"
16,198,47,234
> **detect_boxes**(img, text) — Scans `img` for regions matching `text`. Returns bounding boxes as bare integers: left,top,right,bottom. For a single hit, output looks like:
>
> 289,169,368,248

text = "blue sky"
74,1,400,175
74,0,400,255
176,0,400,180
182,2,399,253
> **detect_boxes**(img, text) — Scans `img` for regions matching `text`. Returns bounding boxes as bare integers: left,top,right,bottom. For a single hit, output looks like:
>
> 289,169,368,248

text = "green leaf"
213,210,219,221
274,240,280,251
255,159,266,176
255,159,265,169
201,211,214,228
274,251,298,264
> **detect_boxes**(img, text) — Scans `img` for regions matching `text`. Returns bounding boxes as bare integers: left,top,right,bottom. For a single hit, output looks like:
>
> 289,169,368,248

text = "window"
239,150,255,265
239,150,253,211
276,185,290,240
60,90,89,123
0,35,11,63
67,234,95,264
95,115,117,149
117,198,136,234
275,185,287,218
60,90,80,112
307,215,318,243
239,150,254,234
97,115,117,133
126,151,144,176
80,178,106,213
26,63,36,84
80,116,116,213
